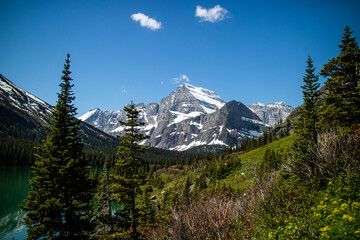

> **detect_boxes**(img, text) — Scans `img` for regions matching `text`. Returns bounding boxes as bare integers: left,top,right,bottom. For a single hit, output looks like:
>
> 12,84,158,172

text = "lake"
0,166,32,240
0,167,104,240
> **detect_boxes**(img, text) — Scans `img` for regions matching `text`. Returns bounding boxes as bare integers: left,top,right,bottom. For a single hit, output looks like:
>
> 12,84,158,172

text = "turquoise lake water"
0,166,32,240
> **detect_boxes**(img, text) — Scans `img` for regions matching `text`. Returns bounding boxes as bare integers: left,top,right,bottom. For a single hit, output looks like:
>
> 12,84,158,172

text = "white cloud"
173,74,190,84
195,5,229,23
131,12,162,30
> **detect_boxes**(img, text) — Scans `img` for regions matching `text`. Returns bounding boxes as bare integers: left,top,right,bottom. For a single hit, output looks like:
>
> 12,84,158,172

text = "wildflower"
352,202,360,209
320,232,330,239
340,203,349,210
355,229,360,234
315,213,321,218
320,226,331,232
324,194,329,201
328,181,332,186
326,209,339,219
317,204,327,210
342,214,355,222
332,200,338,205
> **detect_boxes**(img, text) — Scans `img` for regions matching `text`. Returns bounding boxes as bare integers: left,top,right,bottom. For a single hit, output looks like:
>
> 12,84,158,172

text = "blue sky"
1,0,359,116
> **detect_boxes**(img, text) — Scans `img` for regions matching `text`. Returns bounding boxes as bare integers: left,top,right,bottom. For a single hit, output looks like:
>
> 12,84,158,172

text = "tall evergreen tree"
21,54,93,239
319,25,360,131
292,55,320,181
296,55,320,142
110,102,149,239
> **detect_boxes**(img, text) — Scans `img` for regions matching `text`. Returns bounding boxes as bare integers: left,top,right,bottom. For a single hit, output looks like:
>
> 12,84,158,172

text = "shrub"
253,173,315,239
169,193,256,240
291,129,359,187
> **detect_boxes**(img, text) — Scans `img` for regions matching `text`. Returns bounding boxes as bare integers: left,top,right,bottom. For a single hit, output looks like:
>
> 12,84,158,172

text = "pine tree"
91,158,113,239
137,183,156,232
319,25,360,131
292,55,320,182
22,54,94,239
296,55,320,143
110,102,149,239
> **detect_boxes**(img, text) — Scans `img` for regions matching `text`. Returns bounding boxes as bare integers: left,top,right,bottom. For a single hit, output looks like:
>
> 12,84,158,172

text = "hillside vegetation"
146,130,359,239
138,26,360,239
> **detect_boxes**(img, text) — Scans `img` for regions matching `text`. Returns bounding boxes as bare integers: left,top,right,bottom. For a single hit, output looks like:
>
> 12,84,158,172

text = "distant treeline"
0,134,199,167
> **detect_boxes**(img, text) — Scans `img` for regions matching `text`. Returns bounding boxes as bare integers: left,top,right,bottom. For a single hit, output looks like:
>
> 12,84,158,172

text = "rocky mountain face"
80,83,273,151
247,102,294,127
0,74,53,124
0,74,119,149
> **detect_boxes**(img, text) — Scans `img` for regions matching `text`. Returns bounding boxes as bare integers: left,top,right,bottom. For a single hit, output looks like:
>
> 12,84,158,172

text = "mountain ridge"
247,102,294,127
0,73,120,155
1,73,294,153
80,83,293,151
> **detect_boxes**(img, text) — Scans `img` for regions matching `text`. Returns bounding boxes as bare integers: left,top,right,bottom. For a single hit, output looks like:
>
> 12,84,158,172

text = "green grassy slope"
151,134,296,200
218,134,295,192
238,134,295,164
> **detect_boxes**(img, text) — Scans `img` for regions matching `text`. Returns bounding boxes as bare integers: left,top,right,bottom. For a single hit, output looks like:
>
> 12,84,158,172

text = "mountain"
0,74,121,165
80,83,269,151
0,73,118,146
0,74,197,165
0,73,53,124
247,102,294,127
79,83,226,135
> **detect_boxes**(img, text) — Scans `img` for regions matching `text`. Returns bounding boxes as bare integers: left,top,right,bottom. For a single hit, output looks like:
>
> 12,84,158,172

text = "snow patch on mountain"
169,140,207,151
0,74,53,123
111,126,125,133
208,139,227,146
79,108,100,121
169,110,203,126
183,83,225,112
241,117,269,126
247,102,294,127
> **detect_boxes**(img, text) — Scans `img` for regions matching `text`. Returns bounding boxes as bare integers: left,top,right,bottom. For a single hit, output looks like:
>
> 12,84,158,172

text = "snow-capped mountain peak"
0,74,53,123
247,102,294,127
80,83,274,151
79,108,102,121
182,83,226,113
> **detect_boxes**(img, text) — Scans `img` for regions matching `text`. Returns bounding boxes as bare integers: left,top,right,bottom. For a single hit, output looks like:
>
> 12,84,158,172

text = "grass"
239,134,295,164
152,134,297,197
219,134,296,192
